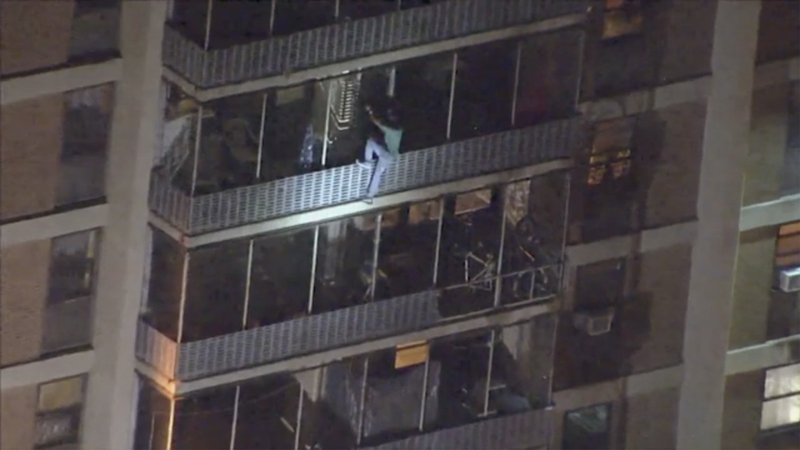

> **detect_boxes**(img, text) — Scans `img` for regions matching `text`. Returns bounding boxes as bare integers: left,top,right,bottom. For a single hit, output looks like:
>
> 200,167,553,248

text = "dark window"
450,40,516,140
563,403,612,450
206,0,271,48
143,228,184,341
375,200,440,300
59,84,113,206
313,213,378,313
395,52,453,151
575,259,627,309
272,0,335,36
339,0,399,20
183,241,248,342
134,380,172,450
172,386,236,450
234,375,301,449
247,230,314,328
69,0,120,59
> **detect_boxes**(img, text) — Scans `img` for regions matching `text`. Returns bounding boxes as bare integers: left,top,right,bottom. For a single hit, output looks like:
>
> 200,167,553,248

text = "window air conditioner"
778,266,800,293
573,308,615,336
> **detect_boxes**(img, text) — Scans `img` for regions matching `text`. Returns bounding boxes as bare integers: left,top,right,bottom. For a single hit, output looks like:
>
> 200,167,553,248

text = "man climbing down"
356,103,403,202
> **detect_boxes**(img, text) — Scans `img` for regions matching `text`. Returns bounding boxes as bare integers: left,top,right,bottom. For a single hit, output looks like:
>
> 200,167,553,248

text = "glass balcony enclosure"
135,318,555,450
142,173,567,347
155,29,582,197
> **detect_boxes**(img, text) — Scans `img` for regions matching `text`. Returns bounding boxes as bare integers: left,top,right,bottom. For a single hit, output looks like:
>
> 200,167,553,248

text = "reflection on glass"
248,230,314,328
765,363,800,399
302,357,364,449
563,403,612,450
234,375,301,450
375,200,440,300
134,380,171,450
323,68,393,168
48,230,97,304
760,395,800,430
261,83,326,181
183,241,248,342
59,84,113,206
196,93,264,193
160,84,199,193
395,53,453,150
172,387,235,450
438,189,502,316
313,214,377,313
451,40,516,140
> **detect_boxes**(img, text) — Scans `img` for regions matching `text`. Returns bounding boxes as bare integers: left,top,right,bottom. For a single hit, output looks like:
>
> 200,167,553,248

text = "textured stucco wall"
625,387,679,450
0,240,51,366
0,384,37,450
0,0,75,75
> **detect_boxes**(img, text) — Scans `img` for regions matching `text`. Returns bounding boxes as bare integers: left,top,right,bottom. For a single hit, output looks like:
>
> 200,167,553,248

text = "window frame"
34,376,86,449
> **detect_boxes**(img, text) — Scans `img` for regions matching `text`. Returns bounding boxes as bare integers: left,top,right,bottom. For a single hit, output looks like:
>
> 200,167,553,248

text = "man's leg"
367,157,388,197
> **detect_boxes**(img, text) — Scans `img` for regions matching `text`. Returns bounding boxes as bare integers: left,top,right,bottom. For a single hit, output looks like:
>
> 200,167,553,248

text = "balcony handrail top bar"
150,300,557,395
163,4,587,101
150,158,572,249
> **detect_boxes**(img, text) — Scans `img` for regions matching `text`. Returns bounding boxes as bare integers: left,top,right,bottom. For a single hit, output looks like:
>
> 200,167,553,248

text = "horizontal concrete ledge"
166,13,586,101
739,193,800,231
1,350,94,390
552,364,683,407
1,204,109,248
169,301,556,395
725,335,800,376
566,220,697,266
1,58,122,105
155,158,572,249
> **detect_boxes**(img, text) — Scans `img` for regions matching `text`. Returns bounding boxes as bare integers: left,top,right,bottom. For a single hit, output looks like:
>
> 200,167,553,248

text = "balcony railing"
149,117,583,235
362,408,553,450
163,0,588,88
135,266,559,380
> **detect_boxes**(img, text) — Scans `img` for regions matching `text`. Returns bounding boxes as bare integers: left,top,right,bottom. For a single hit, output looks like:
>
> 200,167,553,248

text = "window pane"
313,214,377,313
339,0,398,20
375,200,440,300
495,319,553,409
761,395,800,430
324,67,393,169
451,40,515,140
300,358,363,449
38,377,84,412
183,241,248,341
159,84,199,194
360,349,427,444
248,230,314,328
765,364,800,399
563,404,611,449
170,0,209,45
48,230,97,304
143,229,184,341
207,0,270,48
69,0,120,59
59,84,113,206
261,83,326,181
395,53,453,151
234,374,300,450
35,409,81,449
515,31,580,126
272,0,335,36
134,380,172,450
172,387,236,450
438,189,503,316
196,93,264,193
427,331,491,429
575,259,626,309
42,295,92,354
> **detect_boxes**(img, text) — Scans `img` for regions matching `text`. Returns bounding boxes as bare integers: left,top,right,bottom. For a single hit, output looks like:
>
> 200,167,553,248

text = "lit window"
760,364,800,430
587,119,634,186
602,0,644,40
35,376,84,449
775,221,800,268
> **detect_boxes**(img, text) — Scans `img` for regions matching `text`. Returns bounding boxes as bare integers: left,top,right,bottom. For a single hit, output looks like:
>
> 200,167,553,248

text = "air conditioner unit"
573,308,615,336
779,266,800,293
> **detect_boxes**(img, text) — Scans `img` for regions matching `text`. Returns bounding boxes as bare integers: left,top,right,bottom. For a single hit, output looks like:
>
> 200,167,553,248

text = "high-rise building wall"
0,1,797,450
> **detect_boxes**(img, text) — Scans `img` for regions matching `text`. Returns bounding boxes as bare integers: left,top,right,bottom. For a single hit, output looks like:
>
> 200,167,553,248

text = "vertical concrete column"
82,2,166,449
676,1,761,448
